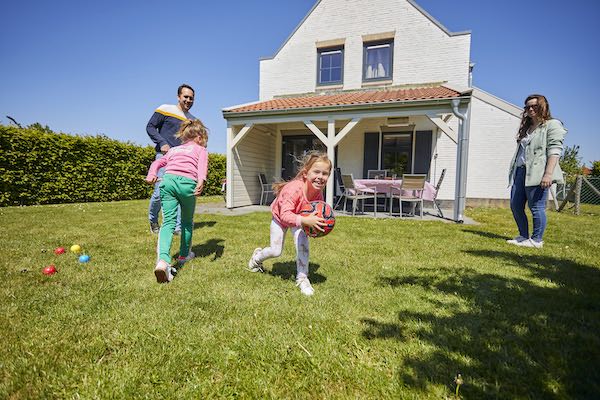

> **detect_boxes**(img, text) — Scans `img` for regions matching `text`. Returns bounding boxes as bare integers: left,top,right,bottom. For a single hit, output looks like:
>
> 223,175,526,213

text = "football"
299,201,336,238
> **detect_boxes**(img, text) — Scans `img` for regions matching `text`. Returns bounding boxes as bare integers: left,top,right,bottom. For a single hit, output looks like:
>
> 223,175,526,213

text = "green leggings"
158,174,196,263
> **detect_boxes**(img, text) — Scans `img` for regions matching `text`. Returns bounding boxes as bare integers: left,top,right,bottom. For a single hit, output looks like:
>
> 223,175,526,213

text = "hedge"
0,125,225,206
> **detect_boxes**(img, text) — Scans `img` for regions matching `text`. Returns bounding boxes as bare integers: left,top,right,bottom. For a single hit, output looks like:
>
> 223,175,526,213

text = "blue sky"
1,0,599,165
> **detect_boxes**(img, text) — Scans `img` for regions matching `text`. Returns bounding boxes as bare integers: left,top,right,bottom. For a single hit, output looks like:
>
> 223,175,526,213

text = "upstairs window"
317,47,343,86
363,41,393,81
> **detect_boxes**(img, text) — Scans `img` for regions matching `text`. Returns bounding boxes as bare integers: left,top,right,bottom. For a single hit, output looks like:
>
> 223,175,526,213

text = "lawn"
1,199,599,399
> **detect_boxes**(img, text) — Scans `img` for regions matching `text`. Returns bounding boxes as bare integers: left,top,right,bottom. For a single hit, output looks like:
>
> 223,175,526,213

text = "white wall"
466,96,520,200
260,0,470,100
232,128,277,207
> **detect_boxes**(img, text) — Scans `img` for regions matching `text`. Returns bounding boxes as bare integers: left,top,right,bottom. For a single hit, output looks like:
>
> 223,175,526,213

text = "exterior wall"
232,128,277,207
259,0,470,100
466,96,520,200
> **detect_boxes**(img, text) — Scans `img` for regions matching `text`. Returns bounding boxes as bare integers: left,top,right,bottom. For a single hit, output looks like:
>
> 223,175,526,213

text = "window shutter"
363,132,379,178
414,130,433,175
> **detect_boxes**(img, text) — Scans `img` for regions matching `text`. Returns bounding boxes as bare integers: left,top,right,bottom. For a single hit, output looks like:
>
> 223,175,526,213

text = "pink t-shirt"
146,141,208,183
271,179,324,228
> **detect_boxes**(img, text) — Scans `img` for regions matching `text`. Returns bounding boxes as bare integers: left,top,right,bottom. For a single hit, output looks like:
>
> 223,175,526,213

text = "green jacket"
508,119,567,187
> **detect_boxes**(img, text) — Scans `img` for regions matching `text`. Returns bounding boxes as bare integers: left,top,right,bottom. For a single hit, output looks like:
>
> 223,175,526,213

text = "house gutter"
451,98,471,223
222,96,470,120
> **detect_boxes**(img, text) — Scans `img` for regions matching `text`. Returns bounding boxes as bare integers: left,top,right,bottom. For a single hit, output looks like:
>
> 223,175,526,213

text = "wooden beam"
428,116,457,144
303,120,329,145
231,123,254,149
333,117,361,146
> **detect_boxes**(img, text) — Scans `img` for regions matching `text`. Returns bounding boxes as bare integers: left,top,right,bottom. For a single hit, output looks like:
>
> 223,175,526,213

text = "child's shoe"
177,251,195,265
247,248,264,272
296,276,314,296
154,260,173,283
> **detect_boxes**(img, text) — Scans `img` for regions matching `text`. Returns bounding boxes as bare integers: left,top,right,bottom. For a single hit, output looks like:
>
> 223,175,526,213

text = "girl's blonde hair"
176,119,209,147
272,151,332,195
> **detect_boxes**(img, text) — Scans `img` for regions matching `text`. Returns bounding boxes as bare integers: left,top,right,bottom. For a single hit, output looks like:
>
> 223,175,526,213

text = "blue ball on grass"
78,254,90,263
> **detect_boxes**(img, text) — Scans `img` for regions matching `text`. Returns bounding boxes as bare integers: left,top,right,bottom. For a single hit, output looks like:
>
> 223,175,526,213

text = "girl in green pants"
146,120,209,283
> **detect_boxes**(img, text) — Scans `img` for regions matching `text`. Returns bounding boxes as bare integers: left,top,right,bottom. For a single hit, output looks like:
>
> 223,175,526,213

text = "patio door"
281,135,326,180
363,130,432,178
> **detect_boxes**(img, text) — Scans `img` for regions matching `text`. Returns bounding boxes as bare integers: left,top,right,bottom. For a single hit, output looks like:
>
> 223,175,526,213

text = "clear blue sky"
1,0,599,165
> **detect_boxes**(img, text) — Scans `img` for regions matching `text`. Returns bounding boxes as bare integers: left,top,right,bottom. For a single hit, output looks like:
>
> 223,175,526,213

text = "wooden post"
574,175,582,215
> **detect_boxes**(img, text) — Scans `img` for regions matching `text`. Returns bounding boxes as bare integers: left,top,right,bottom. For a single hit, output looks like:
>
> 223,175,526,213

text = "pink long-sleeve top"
271,178,324,228
146,141,208,183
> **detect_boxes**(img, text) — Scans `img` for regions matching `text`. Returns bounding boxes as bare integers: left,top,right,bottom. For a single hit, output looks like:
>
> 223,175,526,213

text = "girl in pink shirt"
146,120,208,283
248,152,332,296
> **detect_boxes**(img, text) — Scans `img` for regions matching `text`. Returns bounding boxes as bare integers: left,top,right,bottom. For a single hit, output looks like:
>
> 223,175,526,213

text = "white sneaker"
247,248,264,272
517,238,544,248
296,276,314,296
154,260,173,283
177,251,195,265
507,235,528,245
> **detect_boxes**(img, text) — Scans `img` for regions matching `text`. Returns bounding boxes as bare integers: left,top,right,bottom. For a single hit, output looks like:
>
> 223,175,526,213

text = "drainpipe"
451,98,471,223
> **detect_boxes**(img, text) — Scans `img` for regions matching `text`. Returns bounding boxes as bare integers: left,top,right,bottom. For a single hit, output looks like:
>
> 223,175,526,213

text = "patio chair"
258,173,274,205
340,174,378,217
432,168,446,218
389,174,426,218
367,169,388,179
333,168,346,210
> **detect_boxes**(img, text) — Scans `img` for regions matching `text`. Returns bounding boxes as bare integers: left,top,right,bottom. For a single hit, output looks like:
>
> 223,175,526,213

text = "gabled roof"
261,0,470,61
224,86,462,115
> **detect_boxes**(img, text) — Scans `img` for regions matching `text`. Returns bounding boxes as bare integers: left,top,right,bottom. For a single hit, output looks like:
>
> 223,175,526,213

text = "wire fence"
556,175,600,214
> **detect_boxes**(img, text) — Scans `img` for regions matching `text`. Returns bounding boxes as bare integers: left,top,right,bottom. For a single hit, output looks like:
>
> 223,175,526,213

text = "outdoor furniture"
258,173,274,205
389,174,427,218
367,169,388,179
340,174,378,217
333,168,346,210
354,178,436,202
432,168,446,218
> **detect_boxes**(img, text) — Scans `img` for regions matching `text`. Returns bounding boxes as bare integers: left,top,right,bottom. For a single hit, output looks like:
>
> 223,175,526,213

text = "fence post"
574,175,582,215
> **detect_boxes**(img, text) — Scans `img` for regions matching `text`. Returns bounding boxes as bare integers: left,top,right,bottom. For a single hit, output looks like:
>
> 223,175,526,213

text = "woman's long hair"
272,151,332,195
517,94,552,141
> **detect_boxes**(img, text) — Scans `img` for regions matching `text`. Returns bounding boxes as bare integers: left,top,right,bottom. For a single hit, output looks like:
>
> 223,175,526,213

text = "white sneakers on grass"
507,236,544,248
248,248,264,273
154,260,174,283
296,276,314,296
178,251,195,265
516,239,544,248
506,236,528,245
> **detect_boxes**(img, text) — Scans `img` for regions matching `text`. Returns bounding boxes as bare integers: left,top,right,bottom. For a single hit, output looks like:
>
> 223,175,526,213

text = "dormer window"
317,47,343,86
363,40,393,81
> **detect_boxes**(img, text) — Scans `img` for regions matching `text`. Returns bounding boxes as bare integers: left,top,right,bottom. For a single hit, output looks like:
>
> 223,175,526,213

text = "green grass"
1,199,599,399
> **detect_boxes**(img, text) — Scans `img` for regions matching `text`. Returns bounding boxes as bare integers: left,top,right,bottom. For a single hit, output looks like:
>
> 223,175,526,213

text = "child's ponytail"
272,151,331,196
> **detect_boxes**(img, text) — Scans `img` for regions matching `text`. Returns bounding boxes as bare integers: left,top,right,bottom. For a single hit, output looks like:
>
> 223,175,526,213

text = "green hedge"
0,125,225,206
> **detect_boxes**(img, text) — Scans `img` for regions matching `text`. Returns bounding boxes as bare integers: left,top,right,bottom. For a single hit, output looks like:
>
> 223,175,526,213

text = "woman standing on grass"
146,119,208,283
507,94,567,248
247,151,331,296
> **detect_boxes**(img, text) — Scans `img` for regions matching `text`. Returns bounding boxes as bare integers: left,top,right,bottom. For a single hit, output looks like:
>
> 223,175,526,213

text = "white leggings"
254,219,310,279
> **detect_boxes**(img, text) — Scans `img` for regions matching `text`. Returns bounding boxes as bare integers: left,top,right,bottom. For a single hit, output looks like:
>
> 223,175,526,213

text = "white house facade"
222,0,521,221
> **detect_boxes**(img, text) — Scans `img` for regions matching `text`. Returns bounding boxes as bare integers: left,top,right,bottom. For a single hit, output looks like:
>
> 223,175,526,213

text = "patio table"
354,178,437,201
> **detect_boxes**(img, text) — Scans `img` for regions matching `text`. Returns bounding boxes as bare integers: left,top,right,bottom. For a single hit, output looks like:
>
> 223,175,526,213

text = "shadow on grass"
363,250,600,398
462,229,509,240
194,220,217,229
189,238,224,261
268,262,326,285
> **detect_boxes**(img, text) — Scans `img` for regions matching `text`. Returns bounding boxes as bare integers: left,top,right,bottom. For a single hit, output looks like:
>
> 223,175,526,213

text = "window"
382,132,412,177
363,41,393,81
317,47,343,85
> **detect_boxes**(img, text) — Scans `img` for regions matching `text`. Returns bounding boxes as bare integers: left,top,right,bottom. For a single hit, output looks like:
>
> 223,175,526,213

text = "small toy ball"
70,244,82,254
42,265,57,275
299,201,336,238
54,247,66,255
78,255,90,263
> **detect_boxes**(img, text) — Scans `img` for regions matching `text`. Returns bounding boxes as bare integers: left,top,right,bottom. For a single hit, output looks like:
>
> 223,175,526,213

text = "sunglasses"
524,104,540,111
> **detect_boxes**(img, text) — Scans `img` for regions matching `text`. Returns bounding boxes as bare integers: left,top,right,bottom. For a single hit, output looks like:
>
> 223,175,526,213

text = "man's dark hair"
178,84,195,96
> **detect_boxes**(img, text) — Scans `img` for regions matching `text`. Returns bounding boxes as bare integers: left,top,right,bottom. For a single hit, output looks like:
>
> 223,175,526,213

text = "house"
222,0,522,221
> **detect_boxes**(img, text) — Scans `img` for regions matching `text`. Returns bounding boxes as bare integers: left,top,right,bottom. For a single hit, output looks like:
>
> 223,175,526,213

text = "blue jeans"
510,166,548,242
148,153,181,231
